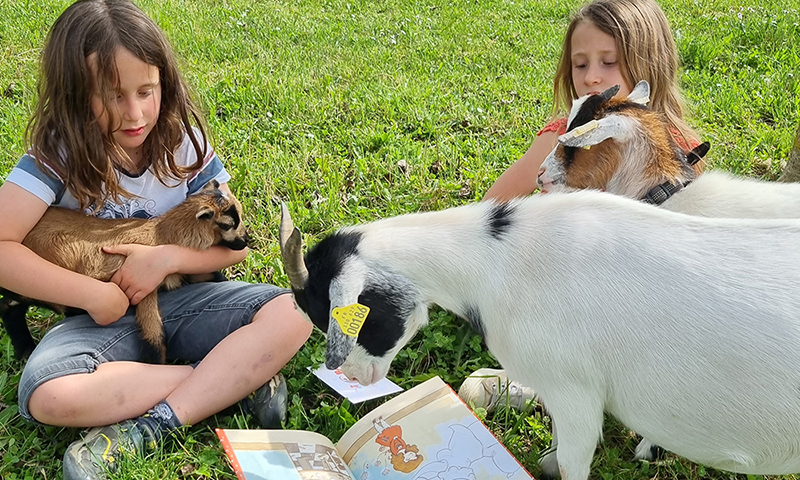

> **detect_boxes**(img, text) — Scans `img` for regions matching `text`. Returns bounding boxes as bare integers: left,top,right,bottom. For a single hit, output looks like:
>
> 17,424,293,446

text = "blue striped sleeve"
4,154,65,205
187,154,231,195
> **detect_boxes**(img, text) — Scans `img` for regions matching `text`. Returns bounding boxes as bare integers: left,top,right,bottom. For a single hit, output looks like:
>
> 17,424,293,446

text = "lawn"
1,0,799,478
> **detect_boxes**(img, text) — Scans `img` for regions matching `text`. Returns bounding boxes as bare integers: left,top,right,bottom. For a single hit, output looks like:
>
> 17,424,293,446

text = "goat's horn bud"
600,84,620,101
279,202,309,289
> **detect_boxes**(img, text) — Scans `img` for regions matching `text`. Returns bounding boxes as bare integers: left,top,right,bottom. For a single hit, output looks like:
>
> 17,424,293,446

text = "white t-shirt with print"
5,128,231,219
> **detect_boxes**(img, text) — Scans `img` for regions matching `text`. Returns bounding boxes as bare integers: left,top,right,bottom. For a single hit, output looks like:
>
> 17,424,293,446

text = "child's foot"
242,373,288,429
458,368,537,412
62,419,156,480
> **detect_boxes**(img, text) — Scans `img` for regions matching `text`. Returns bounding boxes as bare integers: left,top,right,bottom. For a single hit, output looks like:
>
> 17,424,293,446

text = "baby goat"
279,194,800,480
0,180,248,362
538,81,800,218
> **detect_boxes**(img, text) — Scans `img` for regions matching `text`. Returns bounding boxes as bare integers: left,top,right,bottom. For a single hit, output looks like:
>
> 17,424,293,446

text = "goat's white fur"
539,81,800,473
311,190,800,479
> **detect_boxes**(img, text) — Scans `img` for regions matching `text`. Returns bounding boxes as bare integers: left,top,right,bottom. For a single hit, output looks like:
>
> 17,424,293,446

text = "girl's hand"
103,244,174,305
85,281,130,325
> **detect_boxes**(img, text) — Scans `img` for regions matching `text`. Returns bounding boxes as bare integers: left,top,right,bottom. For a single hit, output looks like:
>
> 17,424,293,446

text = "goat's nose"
537,166,547,185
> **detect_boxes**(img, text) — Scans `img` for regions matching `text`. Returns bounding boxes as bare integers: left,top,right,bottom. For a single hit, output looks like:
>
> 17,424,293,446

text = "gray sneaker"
242,373,288,429
62,419,154,480
458,368,537,412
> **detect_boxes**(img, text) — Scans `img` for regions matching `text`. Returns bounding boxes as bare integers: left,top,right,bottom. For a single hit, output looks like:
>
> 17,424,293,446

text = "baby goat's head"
279,204,425,385
160,180,250,250
538,81,707,200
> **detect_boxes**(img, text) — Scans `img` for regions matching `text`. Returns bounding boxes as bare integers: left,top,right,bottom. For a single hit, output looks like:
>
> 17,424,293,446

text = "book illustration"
345,395,527,480
216,377,533,480
216,429,356,480
371,416,424,474
310,366,403,403
285,442,352,479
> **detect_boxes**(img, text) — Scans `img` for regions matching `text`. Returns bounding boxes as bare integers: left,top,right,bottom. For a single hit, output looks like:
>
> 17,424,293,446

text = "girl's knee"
27,376,84,425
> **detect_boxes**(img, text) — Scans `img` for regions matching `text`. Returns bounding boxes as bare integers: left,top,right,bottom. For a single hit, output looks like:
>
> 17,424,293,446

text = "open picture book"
216,376,534,480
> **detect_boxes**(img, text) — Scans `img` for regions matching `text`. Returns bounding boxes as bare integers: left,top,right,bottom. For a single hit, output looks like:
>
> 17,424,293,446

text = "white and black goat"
538,80,800,218
0,180,248,363
280,194,800,480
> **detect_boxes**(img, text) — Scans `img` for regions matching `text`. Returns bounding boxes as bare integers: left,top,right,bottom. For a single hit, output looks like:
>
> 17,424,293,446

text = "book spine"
215,428,247,480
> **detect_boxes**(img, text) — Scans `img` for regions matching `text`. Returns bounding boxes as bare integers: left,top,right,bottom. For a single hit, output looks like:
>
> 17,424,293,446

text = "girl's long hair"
552,0,699,150
26,0,207,210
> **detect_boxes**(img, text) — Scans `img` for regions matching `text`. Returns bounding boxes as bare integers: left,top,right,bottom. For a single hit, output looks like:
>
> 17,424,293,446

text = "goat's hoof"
539,449,560,479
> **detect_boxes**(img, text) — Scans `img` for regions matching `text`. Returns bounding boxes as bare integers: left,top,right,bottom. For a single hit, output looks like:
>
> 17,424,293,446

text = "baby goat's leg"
0,299,36,359
545,395,603,480
135,292,166,364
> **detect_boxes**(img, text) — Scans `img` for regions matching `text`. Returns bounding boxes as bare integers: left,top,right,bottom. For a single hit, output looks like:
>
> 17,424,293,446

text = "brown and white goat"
538,81,800,218
0,180,248,362
536,81,800,473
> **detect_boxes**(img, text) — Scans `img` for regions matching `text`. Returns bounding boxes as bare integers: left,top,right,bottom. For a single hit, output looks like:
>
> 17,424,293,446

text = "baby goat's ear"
201,179,221,191
324,259,368,369
627,80,651,105
196,206,215,220
558,114,633,148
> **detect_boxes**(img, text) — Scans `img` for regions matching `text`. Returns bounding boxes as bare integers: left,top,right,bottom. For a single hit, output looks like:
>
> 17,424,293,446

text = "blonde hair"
552,0,699,148
26,0,208,210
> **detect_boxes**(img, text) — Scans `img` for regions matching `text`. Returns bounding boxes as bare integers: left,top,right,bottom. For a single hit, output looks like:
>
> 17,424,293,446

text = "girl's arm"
483,131,559,202
104,182,249,305
0,182,130,325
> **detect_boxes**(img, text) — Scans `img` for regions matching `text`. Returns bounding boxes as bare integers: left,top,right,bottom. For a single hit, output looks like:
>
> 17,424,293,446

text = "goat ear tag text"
332,303,370,338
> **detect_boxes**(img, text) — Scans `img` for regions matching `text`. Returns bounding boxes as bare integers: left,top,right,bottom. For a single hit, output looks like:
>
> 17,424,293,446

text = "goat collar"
641,180,690,205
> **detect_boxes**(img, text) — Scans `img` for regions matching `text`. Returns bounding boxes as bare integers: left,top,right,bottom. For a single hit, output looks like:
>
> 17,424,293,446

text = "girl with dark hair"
0,1,312,478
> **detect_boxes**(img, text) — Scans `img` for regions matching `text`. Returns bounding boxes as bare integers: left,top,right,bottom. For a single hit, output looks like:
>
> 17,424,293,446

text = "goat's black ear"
196,207,215,220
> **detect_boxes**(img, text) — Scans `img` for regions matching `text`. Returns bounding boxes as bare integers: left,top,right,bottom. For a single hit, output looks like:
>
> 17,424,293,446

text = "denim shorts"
18,281,289,422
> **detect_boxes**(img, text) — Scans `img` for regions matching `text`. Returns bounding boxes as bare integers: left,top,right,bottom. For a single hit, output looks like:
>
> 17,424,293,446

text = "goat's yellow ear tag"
573,119,599,137
332,303,370,338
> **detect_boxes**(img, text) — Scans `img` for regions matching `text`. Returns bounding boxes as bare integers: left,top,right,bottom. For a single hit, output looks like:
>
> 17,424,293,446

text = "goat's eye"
216,222,234,231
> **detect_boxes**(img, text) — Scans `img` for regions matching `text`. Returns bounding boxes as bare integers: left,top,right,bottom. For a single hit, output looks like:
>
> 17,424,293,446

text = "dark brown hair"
26,0,208,210
552,0,699,149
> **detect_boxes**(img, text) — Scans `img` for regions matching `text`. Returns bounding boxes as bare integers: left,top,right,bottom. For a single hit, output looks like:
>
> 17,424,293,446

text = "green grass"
1,0,800,479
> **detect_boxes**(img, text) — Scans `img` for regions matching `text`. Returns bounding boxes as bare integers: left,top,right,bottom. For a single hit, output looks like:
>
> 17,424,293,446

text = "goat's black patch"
355,280,415,357
296,230,416,359
463,305,486,342
567,85,619,133
223,205,241,228
300,231,363,333
567,95,606,133
487,203,515,240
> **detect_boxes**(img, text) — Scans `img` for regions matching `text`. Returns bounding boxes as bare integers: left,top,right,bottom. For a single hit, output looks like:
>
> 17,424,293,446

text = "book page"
335,376,533,480
217,429,356,480
310,366,403,403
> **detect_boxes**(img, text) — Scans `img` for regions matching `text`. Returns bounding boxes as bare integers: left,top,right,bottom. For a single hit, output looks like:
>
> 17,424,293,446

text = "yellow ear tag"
572,119,598,137
332,303,370,338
